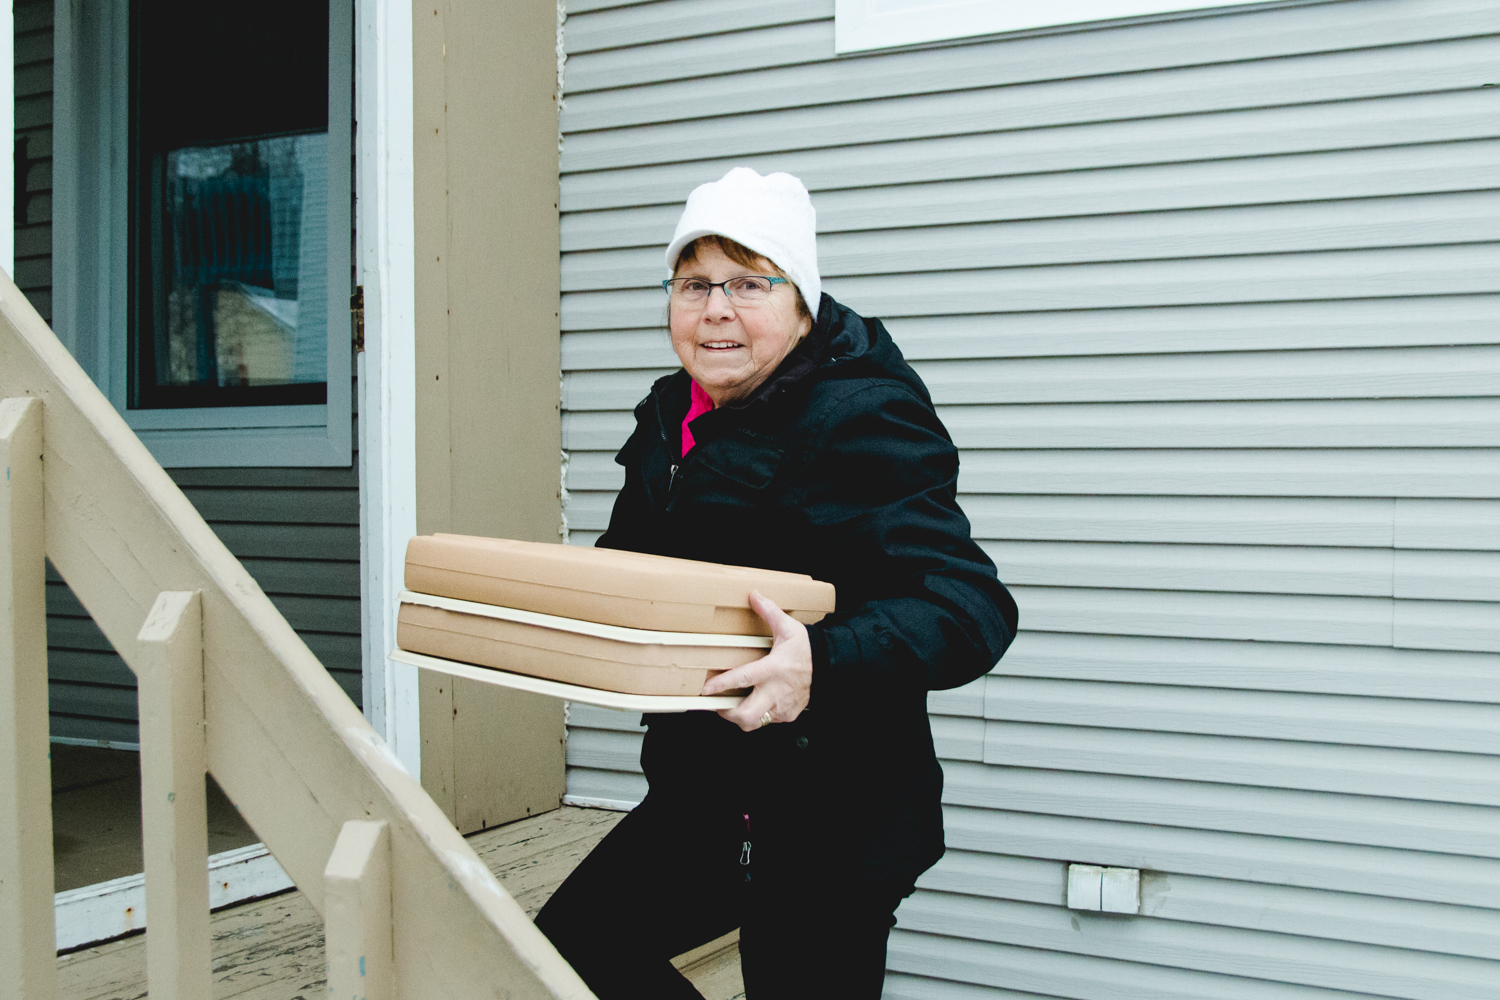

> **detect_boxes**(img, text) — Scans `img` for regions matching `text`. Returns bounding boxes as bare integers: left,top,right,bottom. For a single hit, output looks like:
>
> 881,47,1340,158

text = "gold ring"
759,711,774,728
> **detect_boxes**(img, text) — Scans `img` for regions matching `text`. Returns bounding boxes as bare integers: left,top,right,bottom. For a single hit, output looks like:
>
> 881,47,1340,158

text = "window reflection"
158,134,328,390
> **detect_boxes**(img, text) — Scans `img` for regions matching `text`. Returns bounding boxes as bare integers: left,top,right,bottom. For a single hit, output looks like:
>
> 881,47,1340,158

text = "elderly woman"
536,168,1017,998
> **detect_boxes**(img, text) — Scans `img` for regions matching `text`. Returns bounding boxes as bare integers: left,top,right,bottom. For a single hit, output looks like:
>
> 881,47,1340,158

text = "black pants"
535,797,913,999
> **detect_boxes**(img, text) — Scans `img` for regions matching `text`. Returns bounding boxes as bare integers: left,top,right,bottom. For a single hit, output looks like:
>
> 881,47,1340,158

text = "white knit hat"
665,167,821,315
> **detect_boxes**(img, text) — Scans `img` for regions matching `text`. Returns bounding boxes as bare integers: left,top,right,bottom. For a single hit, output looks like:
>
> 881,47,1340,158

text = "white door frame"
354,0,420,776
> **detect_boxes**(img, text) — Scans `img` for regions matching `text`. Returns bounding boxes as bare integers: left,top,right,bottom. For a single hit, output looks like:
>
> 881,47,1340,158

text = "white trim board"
54,844,293,953
355,0,421,775
835,0,1274,53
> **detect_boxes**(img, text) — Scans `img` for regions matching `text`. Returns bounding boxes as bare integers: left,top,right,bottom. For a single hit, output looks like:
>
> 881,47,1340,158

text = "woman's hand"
702,589,812,732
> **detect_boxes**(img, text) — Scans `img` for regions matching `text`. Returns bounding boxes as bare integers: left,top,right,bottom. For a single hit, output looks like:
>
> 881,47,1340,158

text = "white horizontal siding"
561,247,1498,327
564,194,1500,287
562,39,1496,168
940,806,1500,908
561,298,1500,367
562,92,1500,210
557,0,1500,994
982,723,1500,805
915,847,1500,961
893,891,1500,1000
563,143,1500,250
563,0,1496,100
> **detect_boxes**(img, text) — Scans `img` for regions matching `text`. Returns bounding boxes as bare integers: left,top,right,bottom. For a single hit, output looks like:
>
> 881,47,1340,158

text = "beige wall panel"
413,2,453,535
419,671,457,819
454,684,566,832
414,0,566,831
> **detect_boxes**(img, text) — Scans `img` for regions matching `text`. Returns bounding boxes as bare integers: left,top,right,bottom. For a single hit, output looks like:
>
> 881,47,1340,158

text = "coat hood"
727,293,932,410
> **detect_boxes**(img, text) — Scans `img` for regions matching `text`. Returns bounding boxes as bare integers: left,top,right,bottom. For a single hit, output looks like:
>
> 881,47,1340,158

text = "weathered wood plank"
466,807,626,916
57,808,742,999
57,892,325,1000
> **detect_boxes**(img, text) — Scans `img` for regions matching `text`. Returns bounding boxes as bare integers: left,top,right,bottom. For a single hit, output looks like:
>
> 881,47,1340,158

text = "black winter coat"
597,294,1018,887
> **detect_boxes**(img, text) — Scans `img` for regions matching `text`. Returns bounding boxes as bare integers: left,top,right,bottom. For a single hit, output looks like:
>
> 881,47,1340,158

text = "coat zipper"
740,813,752,871
652,391,688,513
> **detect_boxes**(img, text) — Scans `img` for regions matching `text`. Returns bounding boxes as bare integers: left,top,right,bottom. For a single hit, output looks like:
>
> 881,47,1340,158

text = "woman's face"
669,243,813,407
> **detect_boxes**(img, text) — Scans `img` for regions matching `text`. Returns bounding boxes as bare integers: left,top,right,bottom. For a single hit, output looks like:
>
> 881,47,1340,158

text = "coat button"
795,736,809,749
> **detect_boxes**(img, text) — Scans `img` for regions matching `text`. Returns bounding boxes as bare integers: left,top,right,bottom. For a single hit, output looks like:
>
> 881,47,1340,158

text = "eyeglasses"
661,275,788,305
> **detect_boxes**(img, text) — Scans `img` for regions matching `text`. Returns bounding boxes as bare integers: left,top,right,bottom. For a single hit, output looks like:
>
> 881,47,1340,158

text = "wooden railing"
0,275,592,998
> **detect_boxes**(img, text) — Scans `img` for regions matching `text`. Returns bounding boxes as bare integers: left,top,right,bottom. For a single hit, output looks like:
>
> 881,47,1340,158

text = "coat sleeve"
796,382,1017,700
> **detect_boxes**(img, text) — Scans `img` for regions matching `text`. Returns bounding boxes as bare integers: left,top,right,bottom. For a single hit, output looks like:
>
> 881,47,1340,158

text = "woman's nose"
702,284,736,319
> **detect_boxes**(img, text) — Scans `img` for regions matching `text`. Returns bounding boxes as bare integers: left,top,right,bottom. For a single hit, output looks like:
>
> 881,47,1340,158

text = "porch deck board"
57,806,745,999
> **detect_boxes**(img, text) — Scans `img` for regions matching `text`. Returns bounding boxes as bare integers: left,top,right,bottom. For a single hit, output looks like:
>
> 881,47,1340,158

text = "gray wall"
557,0,1500,995
16,0,362,745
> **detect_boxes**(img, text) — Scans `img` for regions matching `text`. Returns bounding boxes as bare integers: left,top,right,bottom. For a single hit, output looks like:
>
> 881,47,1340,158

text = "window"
55,0,352,466
131,0,332,410
835,0,1249,54
135,135,330,408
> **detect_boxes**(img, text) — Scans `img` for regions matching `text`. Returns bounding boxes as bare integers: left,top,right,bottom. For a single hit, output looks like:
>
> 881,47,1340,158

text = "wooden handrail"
0,275,591,997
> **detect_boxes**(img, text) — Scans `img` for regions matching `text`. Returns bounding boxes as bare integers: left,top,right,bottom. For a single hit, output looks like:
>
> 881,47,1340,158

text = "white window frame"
835,0,1262,53
53,0,353,468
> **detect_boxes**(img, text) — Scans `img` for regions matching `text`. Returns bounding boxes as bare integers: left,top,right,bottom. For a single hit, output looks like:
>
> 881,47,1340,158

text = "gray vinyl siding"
557,0,1500,995
41,465,364,747
16,0,363,744
44,469,363,747
15,0,53,320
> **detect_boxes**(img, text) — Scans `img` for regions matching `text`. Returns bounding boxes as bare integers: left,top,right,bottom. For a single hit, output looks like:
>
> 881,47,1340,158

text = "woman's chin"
690,366,747,394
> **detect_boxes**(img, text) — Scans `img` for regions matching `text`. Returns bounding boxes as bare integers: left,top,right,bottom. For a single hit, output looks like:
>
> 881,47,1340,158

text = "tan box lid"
404,534,835,636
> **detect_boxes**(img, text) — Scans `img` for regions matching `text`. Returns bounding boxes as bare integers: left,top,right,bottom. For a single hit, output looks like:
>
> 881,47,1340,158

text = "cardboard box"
404,534,835,634
397,535,836,696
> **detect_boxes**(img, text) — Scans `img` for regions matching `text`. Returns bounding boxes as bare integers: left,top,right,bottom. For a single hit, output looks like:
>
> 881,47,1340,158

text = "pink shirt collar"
681,380,715,457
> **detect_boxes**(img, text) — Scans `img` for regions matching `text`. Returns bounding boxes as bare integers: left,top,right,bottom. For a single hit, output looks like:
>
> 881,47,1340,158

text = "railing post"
325,819,392,1000
136,590,211,1000
0,397,56,999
